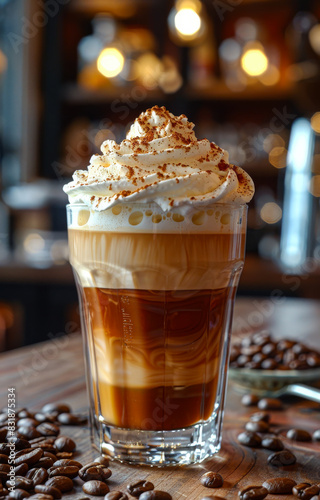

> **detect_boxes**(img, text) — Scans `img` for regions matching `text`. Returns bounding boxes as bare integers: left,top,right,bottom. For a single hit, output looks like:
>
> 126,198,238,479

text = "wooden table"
1,298,320,500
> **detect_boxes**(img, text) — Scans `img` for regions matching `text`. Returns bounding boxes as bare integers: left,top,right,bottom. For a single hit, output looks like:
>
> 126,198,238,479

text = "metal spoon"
228,367,320,403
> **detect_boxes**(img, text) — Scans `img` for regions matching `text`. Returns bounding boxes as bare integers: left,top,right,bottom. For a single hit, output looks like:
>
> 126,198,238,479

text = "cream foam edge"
68,203,246,234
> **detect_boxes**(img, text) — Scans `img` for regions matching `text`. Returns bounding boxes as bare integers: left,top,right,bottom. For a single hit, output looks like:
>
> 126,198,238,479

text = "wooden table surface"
1,297,320,499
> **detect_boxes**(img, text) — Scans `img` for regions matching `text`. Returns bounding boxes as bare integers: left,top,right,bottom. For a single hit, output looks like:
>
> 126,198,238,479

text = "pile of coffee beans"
234,407,320,499
0,404,172,500
230,331,320,370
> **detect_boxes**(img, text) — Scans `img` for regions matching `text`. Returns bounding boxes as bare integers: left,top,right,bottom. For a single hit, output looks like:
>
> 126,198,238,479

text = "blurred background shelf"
62,82,295,104
0,0,320,351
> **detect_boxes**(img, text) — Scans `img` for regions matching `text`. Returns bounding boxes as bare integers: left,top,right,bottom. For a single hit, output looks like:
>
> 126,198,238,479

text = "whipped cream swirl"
63,106,254,212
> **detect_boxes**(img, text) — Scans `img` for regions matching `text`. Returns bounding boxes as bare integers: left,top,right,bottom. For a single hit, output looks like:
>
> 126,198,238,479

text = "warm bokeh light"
235,18,258,41
309,24,320,55
311,112,320,133
268,147,287,169
136,52,162,89
174,8,201,37
97,47,124,78
263,134,285,153
0,49,7,74
241,48,268,76
309,175,320,197
259,64,280,86
219,38,241,62
260,202,282,224
24,234,45,254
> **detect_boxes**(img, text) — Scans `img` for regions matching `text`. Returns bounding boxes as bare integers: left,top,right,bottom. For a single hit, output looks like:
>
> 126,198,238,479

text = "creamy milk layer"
63,106,254,214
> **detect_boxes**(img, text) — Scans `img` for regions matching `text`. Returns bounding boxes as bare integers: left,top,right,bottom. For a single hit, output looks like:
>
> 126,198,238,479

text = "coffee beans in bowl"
230,332,320,371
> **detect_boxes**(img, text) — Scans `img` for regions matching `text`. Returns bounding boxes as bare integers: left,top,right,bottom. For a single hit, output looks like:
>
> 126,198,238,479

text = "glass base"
91,412,222,466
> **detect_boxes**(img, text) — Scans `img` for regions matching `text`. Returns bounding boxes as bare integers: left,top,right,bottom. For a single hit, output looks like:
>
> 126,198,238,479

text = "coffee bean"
0,429,7,442
29,438,47,445
261,358,278,370
36,424,60,438
53,459,82,468
200,472,223,488
7,477,33,491
277,339,295,351
57,413,86,425
54,437,75,453
252,332,271,346
261,342,277,357
313,429,320,441
34,415,56,425
48,466,79,479
8,489,30,499
43,453,57,462
0,454,8,464
78,464,111,482
0,444,11,455
104,492,128,500
0,485,9,497
0,463,11,474
11,438,31,451
293,483,317,497
261,436,284,451
237,431,261,448
127,480,154,498
241,394,259,407
14,463,29,476
236,355,251,367
245,421,269,433
292,343,309,354
298,485,320,499
283,349,297,365
55,452,73,459
252,353,267,364
258,398,283,410
139,492,172,500
250,412,270,423
17,419,38,428
15,448,32,457
28,494,54,500
18,428,42,441
241,346,262,356
267,449,296,466
45,476,74,492
241,337,253,347
26,468,48,485
94,456,109,466
200,497,224,500
82,480,109,496
238,485,268,499
33,458,54,470
307,353,320,367
34,486,61,500
18,411,33,419
41,405,70,416
15,448,43,466
30,444,56,455
287,428,312,441
289,359,310,370
262,477,296,494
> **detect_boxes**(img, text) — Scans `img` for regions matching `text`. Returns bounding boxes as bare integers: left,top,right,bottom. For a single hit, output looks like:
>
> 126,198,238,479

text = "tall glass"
67,202,247,466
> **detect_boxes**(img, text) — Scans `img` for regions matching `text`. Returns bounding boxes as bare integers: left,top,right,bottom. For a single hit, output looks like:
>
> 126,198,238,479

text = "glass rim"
66,202,248,210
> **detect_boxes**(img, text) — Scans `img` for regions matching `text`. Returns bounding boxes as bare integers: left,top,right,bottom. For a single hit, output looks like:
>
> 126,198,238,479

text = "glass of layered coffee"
64,106,254,466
